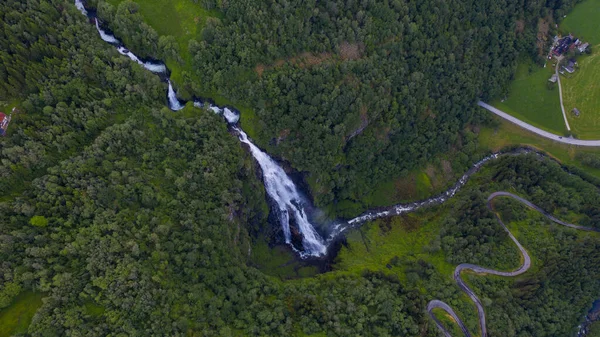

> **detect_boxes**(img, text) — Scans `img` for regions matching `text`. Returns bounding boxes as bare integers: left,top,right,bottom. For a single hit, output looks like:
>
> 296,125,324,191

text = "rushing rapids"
74,1,600,335
235,127,327,256
75,0,327,256
73,1,595,265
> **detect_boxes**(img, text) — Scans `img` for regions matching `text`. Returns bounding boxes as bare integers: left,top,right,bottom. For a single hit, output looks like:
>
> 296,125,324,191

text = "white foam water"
235,127,327,256
95,18,119,44
75,0,87,15
117,46,167,74
167,80,185,111
223,108,240,124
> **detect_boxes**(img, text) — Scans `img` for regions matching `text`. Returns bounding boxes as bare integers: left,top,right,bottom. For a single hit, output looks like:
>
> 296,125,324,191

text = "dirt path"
556,61,572,131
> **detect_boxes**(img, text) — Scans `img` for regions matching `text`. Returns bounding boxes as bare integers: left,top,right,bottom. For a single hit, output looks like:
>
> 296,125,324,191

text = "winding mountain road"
477,101,600,147
428,192,600,337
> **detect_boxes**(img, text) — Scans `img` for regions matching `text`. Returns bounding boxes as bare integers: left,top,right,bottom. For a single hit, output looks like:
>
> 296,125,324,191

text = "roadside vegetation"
479,117,600,177
334,154,600,336
491,59,567,136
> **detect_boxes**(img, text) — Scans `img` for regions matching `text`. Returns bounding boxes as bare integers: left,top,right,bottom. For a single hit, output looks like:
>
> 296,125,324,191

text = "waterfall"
235,127,327,256
197,101,240,124
95,19,119,44
167,80,185,111
75,0,87,15
74,0,529,258
223,108,240,124
116,46,167,74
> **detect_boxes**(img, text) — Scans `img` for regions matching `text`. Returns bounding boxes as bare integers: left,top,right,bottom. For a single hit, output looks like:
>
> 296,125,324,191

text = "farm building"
0,111,11,136
563,60,576,73
549,74,558,83
578,42,590,53
572,108,580,117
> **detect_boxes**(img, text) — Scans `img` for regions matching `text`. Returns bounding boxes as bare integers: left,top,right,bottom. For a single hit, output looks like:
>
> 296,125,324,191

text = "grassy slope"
333,212,454,278
562,51,600,138
0,292,43,337
332,183,600,335
479,115,600,177
105,0,220,83
491,59,567,136
560,0,600,45
557,0,600,139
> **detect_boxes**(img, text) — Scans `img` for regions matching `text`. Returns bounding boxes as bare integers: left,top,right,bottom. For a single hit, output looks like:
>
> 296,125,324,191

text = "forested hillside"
107,0,582,209
2,0,600,336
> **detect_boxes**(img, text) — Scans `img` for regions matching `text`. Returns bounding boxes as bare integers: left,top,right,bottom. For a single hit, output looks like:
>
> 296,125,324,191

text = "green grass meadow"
562,50,600,139
104,0,221,82
333,212,455,278
560,0,600,45
487,0,600,138
478,116,600,177
0,292,43,337
491,60,567,136
555,0,600,139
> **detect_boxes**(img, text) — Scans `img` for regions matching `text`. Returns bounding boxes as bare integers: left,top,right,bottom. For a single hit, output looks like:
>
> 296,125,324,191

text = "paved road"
555,61,572,131
478,101,600,147
427,192,600,337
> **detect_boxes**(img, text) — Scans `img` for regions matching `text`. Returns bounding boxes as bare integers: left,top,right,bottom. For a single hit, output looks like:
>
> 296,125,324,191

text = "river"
73,1,538,258
74,2,600,336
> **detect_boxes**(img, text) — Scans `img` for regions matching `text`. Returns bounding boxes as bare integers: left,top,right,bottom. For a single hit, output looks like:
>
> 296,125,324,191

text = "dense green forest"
1,0,600,336
94,0,584,212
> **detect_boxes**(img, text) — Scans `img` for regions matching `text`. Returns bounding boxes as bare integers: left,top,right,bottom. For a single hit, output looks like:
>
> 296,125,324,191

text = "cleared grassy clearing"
560,0,600,45
491,60,566,135
562,50,600,139
556,0,600,139
0,292,43,337
334,212,455,279
478,116,600,177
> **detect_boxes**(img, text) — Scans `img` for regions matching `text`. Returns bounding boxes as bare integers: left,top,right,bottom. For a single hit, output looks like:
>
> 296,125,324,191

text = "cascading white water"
326,153,503,241
75,0,327,256
95,18,119,44
235,127,327,256
75,0,87,15
167,80,185,111
223,108,240,124
75,0,531,258
117,46,167,74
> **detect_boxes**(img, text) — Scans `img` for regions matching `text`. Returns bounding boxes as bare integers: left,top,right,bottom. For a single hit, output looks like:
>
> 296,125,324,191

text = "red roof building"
0,112,11,136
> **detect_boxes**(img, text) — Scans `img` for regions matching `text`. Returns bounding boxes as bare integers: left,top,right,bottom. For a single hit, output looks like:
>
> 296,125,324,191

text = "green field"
488,0,600,138
333,213,455,278
560,0,600,45
0,292,43,337
491,60,567,136
555,0,600,139
478,116,600,178
562,51,600,139
104,0,220,84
